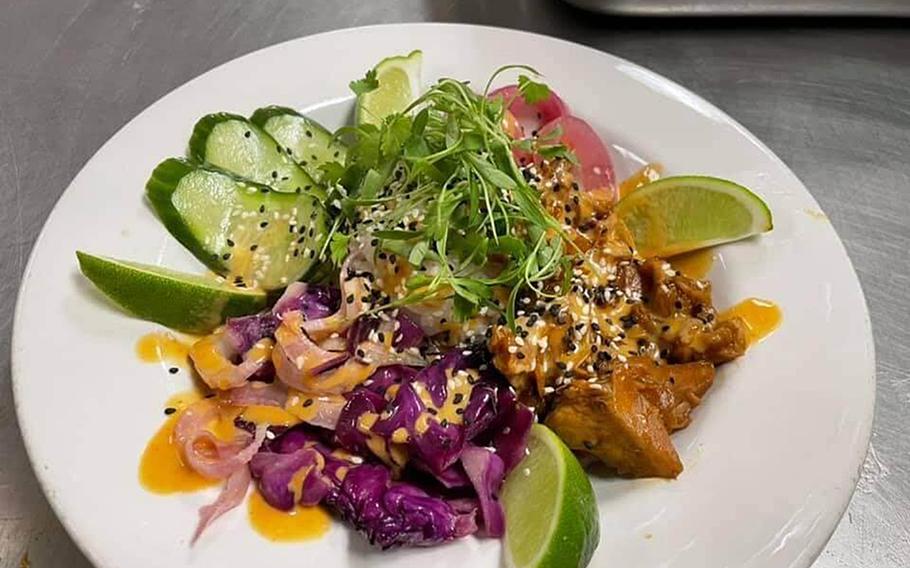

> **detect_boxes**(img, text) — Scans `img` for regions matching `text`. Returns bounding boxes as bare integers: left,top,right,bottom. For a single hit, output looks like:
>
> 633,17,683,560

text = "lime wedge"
77,251,267,334
612,175,773,257
355,50,422,126
501,424,599,568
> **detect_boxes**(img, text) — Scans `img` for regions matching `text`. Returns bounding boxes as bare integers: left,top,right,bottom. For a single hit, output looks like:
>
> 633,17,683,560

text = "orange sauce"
618,163,663,199
241,405,300,428
669,249,715,280
720,298,782,345
248,490,331,542
139,390,217,494
136,332,192,366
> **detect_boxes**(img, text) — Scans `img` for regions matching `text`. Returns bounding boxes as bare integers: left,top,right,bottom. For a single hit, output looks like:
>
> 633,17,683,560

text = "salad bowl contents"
76,50,779,568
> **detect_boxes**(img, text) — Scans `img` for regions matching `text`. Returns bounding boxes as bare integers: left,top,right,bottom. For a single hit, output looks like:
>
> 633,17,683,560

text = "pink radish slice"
488,85,570,135
538,115,617,202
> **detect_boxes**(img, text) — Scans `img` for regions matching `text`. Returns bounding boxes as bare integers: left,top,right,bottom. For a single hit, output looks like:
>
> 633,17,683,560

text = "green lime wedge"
355,50,422,126
76,251,267,334
501,424,600,568
612,175,773,257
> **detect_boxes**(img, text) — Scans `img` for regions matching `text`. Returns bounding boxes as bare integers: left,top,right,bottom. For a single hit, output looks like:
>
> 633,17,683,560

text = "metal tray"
562,0,910,16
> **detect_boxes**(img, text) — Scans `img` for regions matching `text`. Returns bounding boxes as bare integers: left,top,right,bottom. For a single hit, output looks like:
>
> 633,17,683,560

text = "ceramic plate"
12,23,874,568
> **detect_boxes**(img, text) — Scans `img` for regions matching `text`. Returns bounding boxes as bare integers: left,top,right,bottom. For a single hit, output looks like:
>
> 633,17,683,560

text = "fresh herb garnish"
349,69,379,96
517,74,551,104
325,66,572,325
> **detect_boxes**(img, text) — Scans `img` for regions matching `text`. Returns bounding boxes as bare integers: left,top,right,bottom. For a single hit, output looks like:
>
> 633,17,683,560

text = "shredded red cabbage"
219,282,532,548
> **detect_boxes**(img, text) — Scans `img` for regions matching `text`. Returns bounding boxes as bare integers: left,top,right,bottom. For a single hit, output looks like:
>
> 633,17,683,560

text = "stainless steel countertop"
1,2,907,566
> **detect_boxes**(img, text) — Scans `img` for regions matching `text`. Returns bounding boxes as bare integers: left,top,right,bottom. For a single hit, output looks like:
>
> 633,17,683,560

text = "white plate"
12,23,874,568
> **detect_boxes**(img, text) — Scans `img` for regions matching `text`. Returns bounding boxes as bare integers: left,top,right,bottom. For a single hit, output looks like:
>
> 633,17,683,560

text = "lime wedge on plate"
77,251,266,334
612,175,773,257
356,50,422,125
501,424,600,568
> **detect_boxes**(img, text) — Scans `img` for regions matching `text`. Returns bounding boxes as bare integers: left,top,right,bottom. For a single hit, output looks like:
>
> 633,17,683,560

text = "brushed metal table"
1,1,907,566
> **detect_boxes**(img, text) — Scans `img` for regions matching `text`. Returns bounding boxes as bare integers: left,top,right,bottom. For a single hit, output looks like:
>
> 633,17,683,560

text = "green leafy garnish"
349,69,379,96
517,74,550,104
323,65,573,325
328,232,351,265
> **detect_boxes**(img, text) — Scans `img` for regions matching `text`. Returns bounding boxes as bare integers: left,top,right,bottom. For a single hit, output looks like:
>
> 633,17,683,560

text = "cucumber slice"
146,158,328,291
188,113,321,195
76,251,267,334
250,106,347,183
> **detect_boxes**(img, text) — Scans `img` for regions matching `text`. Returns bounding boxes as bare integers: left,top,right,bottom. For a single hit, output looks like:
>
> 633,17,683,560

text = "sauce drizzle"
618,163,663,199
136,332,192,365
720,298,782,345
669,249,715,280
139,390,216,494
248,490,331,542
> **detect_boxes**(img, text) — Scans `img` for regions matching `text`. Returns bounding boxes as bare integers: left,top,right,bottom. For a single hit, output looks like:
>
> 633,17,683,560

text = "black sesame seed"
516,352,526,360
453,393,464,404
222,253,231,260
260,221,269,228
355,348,365,358
244,131,251,138
168,367,179,374
440,418,449,427
346,294,355,304
305,130,313,138
250,244,259,251
303,398,314,407
427,407,438,416
271,171,278,179
164,407,177,415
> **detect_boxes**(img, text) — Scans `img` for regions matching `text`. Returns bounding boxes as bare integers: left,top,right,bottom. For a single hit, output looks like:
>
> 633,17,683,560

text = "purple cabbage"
273,282,340,319
225,311,278,353
226,283,339,352
393,313,425,349
363,365,417,396
461,446,506,537
250,448,332,508
335,389,387,456
346,312,427,354
232,285,535,548
250,427,338,509
250,425,477,548
327,464,476,549
329,346,533,537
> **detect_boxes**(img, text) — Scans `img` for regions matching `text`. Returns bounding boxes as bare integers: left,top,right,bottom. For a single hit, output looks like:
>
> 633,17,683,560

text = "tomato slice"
538,116,617,201
488,85,570,136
